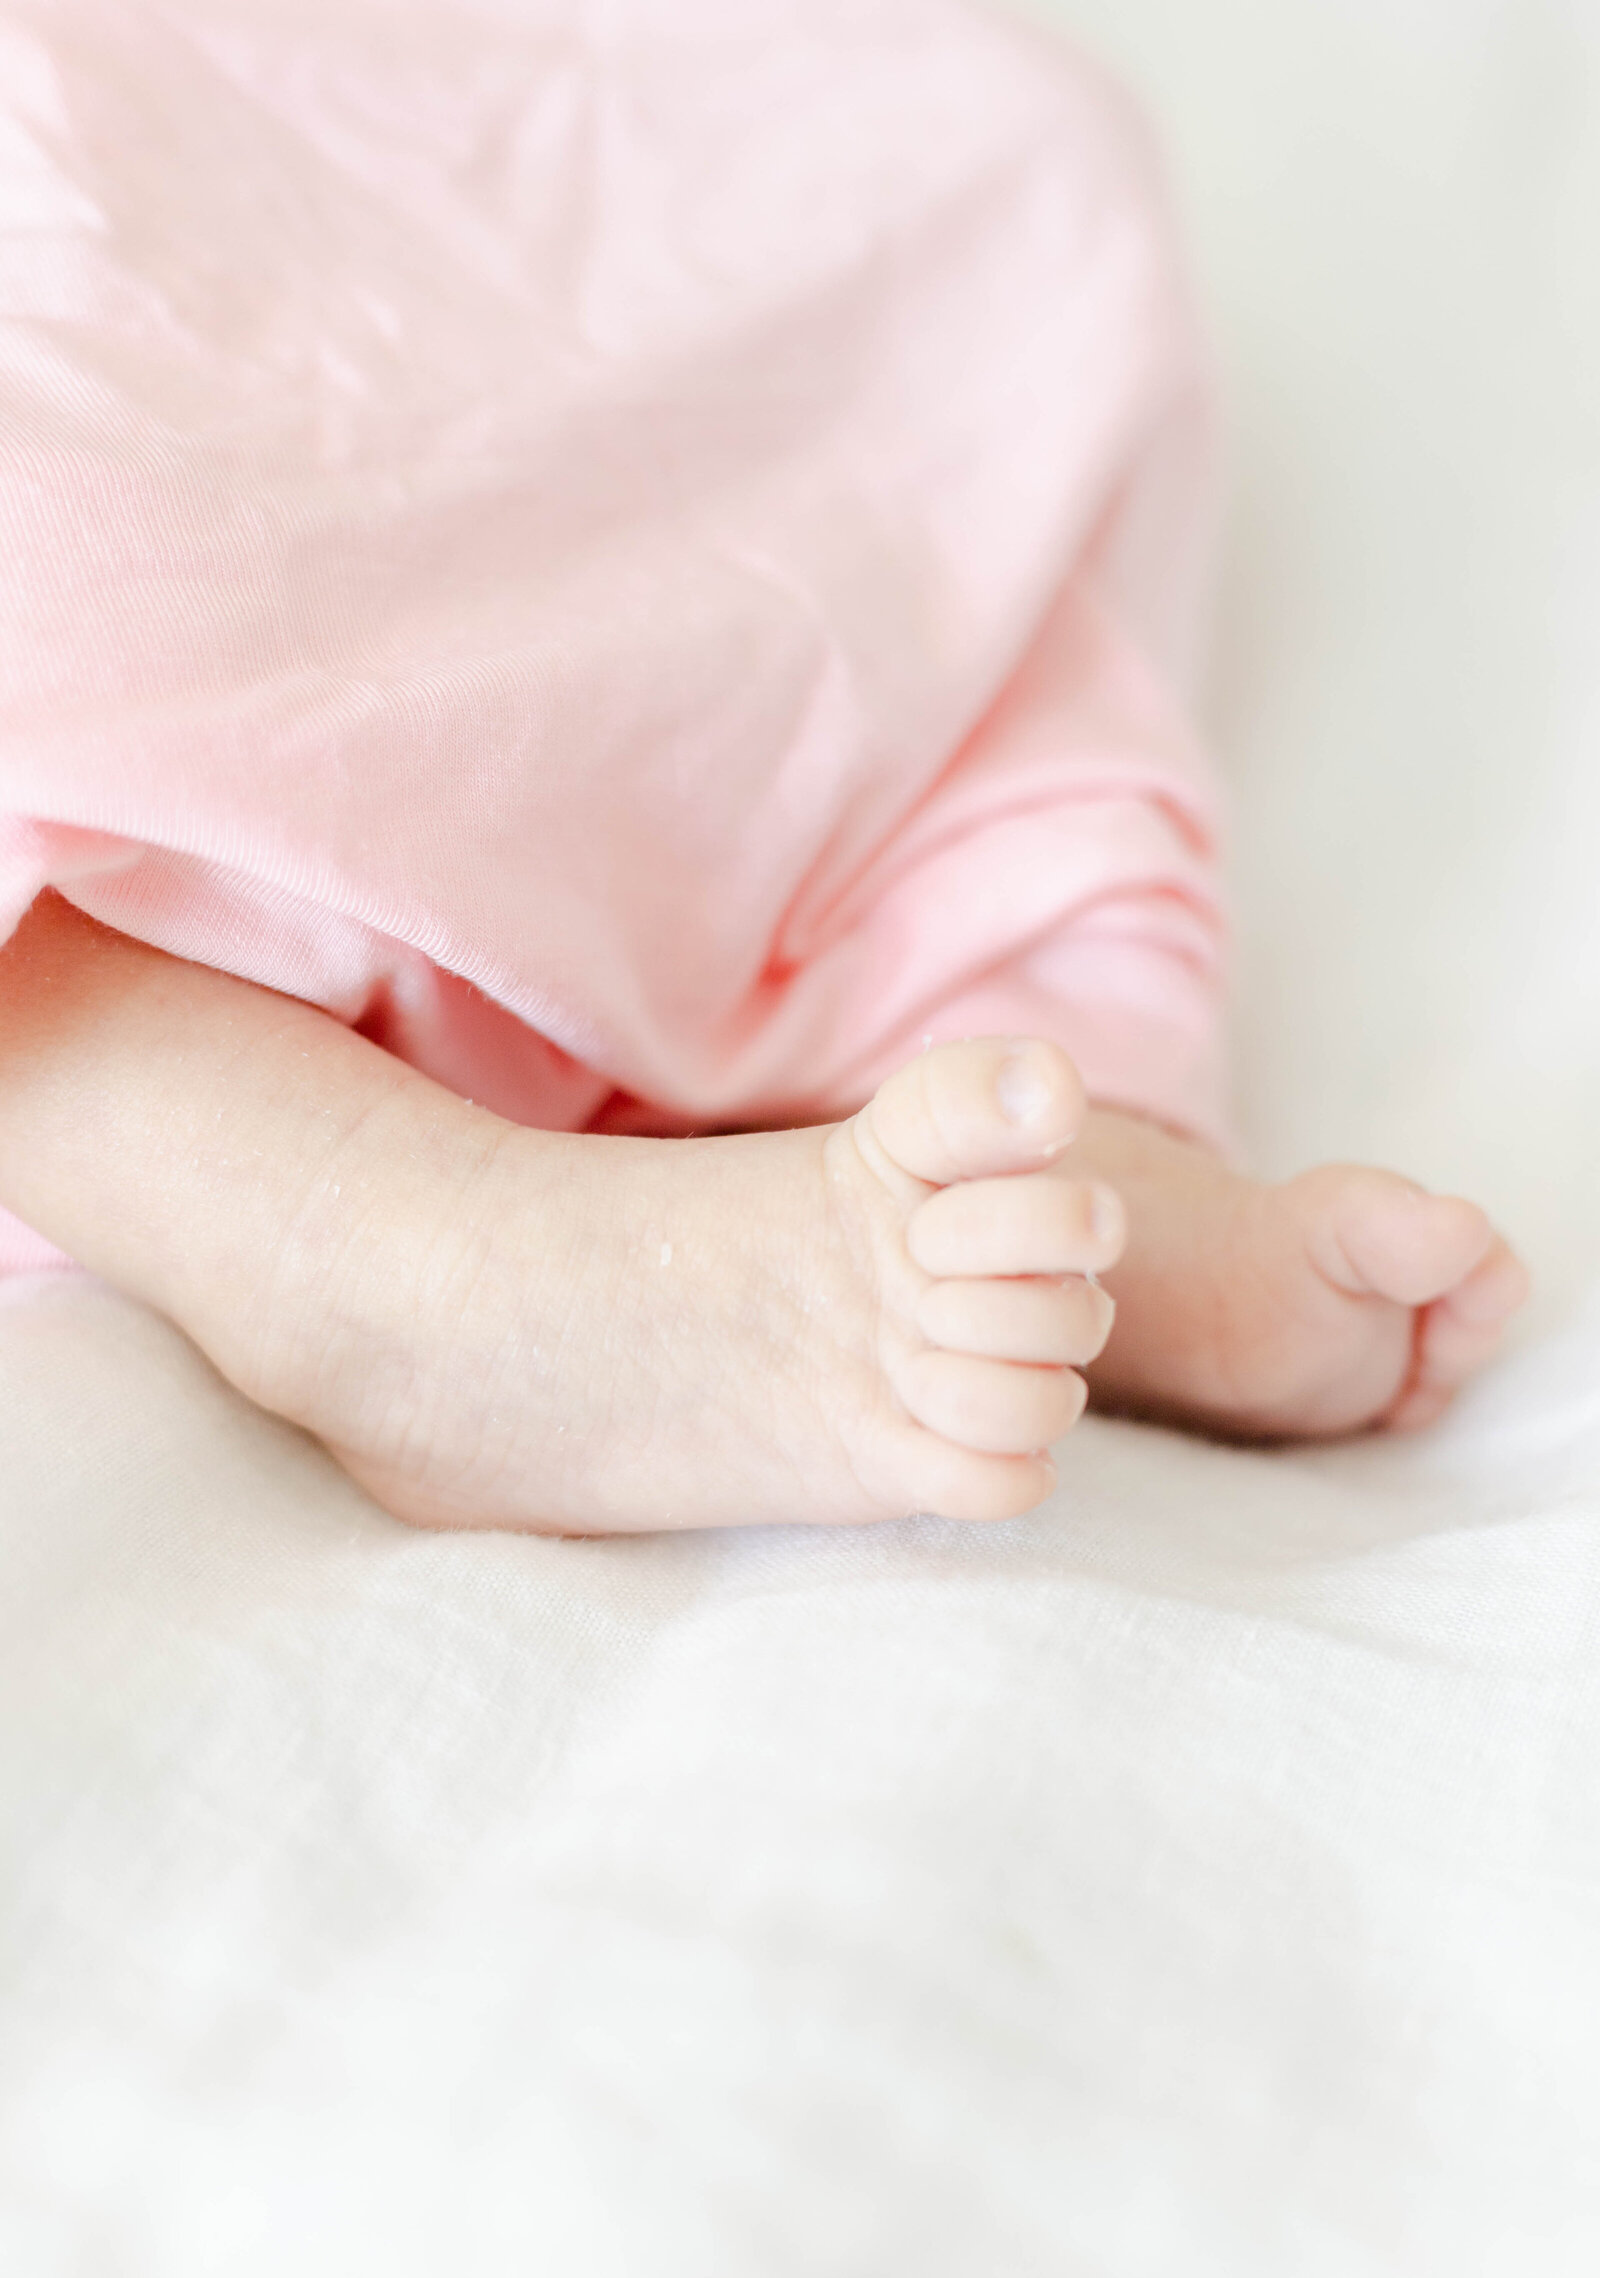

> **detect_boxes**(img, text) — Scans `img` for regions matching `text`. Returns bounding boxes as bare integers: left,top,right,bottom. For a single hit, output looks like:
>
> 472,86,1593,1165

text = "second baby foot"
1069,1110,1530,1440
261,1038,1123,1533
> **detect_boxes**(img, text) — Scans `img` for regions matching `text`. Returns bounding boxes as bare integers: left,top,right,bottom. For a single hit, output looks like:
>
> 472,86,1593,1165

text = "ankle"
204,1079,511,1432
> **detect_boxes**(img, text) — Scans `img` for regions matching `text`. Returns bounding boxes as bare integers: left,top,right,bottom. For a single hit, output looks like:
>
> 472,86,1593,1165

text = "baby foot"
1072,1112,1530,1440
266,1038,1124,1532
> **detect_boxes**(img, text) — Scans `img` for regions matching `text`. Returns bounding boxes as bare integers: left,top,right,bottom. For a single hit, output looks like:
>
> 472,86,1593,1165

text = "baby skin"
0,893,1528,1533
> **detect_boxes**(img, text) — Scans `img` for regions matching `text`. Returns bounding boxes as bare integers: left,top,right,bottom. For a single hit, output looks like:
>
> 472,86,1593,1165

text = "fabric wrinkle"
0,0,1228,1270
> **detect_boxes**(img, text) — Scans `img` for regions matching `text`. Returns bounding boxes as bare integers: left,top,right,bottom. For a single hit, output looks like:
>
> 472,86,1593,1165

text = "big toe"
858,1038,1085,1187
1294,1165,1497,1307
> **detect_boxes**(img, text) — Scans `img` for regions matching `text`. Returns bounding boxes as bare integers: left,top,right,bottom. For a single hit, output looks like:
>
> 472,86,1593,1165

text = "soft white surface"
4,2,1600,2270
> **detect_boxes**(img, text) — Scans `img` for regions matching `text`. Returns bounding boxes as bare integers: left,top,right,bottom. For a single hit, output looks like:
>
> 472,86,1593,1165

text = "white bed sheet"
4,2,1600,2270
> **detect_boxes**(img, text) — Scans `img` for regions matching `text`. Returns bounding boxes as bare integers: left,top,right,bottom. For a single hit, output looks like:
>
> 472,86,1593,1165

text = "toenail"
997,1049,1052,1126
1088,1184,1124,1246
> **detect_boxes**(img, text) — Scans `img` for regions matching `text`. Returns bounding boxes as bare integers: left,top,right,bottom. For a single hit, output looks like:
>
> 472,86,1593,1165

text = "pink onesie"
0,0,1226,1276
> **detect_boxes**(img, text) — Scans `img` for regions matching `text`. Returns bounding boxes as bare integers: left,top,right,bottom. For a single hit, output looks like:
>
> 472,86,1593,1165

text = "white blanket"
4,1,1600,2268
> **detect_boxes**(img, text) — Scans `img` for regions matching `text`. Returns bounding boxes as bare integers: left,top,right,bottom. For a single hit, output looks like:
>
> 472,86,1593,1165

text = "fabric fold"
0,0,1227,1273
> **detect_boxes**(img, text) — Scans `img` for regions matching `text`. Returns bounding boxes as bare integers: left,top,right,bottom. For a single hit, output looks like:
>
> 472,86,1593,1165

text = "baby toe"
1382,1375,1459,1432
859,1038,1084,1187
890,1438,1062,1526
916,1273,1114,1365
1386,1237,1530,1426
907,1172,1124,1281
895,1348,1087,1455
1441,1234,1531,1327
1295,1167,1496,1307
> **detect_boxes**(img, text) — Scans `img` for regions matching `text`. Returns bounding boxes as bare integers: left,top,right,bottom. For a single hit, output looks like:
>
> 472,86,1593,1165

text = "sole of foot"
305,1036,1125,1534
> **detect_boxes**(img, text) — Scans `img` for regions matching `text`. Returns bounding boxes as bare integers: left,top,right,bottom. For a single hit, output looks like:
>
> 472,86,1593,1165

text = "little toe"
895,1348,1087,1454
1295,1167,1496,1307
908,1173,1124,1281
858,1038,1084,1186
1383,1374,1458,1433
916,1274,1114,1365
890,1436,1062,1525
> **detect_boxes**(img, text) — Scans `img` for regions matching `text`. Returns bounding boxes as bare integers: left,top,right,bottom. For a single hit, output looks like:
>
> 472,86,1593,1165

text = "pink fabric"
0,0,1225,1275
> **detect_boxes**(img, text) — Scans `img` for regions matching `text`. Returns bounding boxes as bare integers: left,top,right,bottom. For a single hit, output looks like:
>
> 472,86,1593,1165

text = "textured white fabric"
4,1,1600,2269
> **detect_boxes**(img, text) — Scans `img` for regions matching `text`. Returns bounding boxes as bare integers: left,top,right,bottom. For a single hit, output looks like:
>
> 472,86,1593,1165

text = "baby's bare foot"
260,1038,1124,1533
5,903,1520,1520
1074,1111,1530,1440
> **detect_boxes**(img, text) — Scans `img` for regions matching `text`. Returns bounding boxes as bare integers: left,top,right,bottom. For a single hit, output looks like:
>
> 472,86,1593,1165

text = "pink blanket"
0,0,1225,1275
